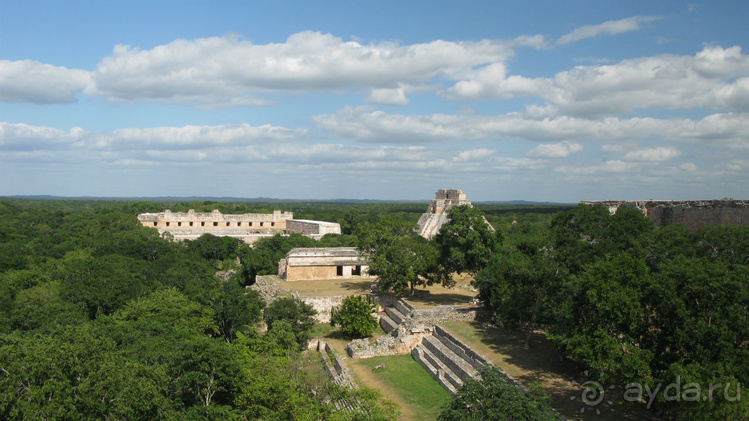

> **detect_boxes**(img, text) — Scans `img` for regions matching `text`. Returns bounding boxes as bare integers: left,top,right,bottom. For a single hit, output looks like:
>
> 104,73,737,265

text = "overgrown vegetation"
439,366,562,421
6,197,742,419
474,204,749,419
0,199,397,419
330,295,378,339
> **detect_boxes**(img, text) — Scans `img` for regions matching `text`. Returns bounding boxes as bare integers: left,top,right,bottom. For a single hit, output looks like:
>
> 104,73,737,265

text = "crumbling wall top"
435,189,466,201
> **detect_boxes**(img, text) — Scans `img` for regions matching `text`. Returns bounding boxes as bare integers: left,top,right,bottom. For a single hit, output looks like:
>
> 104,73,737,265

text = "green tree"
212,280,265,343
330,295,378,339
434,205,501,278
549,205,654,275
0,325,175,420
357,215,440,293
264,298,317,346
189,233,242,263
368,235,439,294
438,366,562,421
547,254,654,384
475,234,563,348
57,252,154,319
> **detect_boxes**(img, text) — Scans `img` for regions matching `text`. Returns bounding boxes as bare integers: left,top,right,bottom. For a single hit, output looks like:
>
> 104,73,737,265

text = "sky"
1,0,748,202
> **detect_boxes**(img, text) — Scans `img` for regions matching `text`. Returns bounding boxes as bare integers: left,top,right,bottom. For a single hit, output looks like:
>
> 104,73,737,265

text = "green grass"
350,354,452,420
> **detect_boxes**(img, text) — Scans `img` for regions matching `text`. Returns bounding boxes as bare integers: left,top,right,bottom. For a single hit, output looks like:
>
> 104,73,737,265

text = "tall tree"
357,215,440,293
264,298,316,347
475,233,564,348
434,205,501,278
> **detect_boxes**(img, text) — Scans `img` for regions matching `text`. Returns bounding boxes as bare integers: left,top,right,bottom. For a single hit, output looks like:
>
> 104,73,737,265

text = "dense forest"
0,199,399,420
473,205,749,420
1,198,746,420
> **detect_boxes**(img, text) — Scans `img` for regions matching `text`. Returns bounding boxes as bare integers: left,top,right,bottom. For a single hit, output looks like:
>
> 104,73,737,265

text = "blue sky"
1,1,748,202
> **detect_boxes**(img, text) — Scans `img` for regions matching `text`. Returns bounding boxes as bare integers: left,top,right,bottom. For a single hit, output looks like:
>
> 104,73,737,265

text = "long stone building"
137,209,341,243
278,247,371,281
581,199,749,230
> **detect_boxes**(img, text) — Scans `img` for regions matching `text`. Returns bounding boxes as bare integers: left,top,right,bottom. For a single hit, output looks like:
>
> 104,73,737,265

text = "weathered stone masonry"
137,209,341,243
416,189,494,239
278,247,371,282
581,199,749,231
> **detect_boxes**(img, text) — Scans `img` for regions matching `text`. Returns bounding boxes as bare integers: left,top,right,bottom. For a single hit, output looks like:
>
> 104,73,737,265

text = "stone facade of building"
580,199,749,230
137,209,342,244
278,247,372,281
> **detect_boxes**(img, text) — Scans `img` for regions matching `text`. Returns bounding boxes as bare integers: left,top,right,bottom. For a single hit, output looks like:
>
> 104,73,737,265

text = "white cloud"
556,16,661,45
447,45,749,115
0,60,90,103
0,121,506,171
527,141,583,158
313,107,749,146
554,160,638,175
86,31,515,108
623,146,681,162
108,123,308,149
680,162,698,171
367,88,409,106
441,63,548,100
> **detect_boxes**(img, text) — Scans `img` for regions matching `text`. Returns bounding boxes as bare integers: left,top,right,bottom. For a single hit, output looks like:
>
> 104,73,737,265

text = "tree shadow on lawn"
335,281,375,294
445,321,657,421
405,292,476,308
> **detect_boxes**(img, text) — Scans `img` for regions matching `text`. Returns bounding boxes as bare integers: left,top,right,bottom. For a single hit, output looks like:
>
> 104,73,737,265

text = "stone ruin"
581,198,749,231
278,247,372,282
416,188,494,239
341,296,527,395
137,209,341,244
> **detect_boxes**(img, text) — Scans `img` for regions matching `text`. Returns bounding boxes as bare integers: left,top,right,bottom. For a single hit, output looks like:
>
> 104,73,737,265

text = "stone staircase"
416,213,448,240
411,325,491,394
381,298,412,331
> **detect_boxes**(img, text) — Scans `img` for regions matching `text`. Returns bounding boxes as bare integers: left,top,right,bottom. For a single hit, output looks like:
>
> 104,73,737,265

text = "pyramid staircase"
376,299,491,394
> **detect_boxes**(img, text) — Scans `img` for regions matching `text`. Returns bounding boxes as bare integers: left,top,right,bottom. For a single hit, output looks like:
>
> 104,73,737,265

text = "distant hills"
5,195,574,206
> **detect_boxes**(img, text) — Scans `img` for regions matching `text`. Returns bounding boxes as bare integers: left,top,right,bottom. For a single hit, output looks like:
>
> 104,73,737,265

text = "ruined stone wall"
581,199,749,230
249,275,292,305
250,275,368,323
411,305,491,325
286,219,341,237
297,295,349,323
316,341,356,389
346,298,489,359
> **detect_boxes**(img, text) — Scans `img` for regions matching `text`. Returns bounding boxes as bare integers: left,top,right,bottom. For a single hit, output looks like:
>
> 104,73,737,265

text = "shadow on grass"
335,281,375,294
443,321,657,421
404,292,476,307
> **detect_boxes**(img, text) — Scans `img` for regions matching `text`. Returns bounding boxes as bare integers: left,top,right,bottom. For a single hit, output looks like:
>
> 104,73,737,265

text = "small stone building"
278,247,371,281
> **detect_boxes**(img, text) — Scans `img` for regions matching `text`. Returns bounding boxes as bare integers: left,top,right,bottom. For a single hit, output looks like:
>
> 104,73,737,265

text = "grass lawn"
347,354,452,421
275,276,375,297
310,324,452,420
